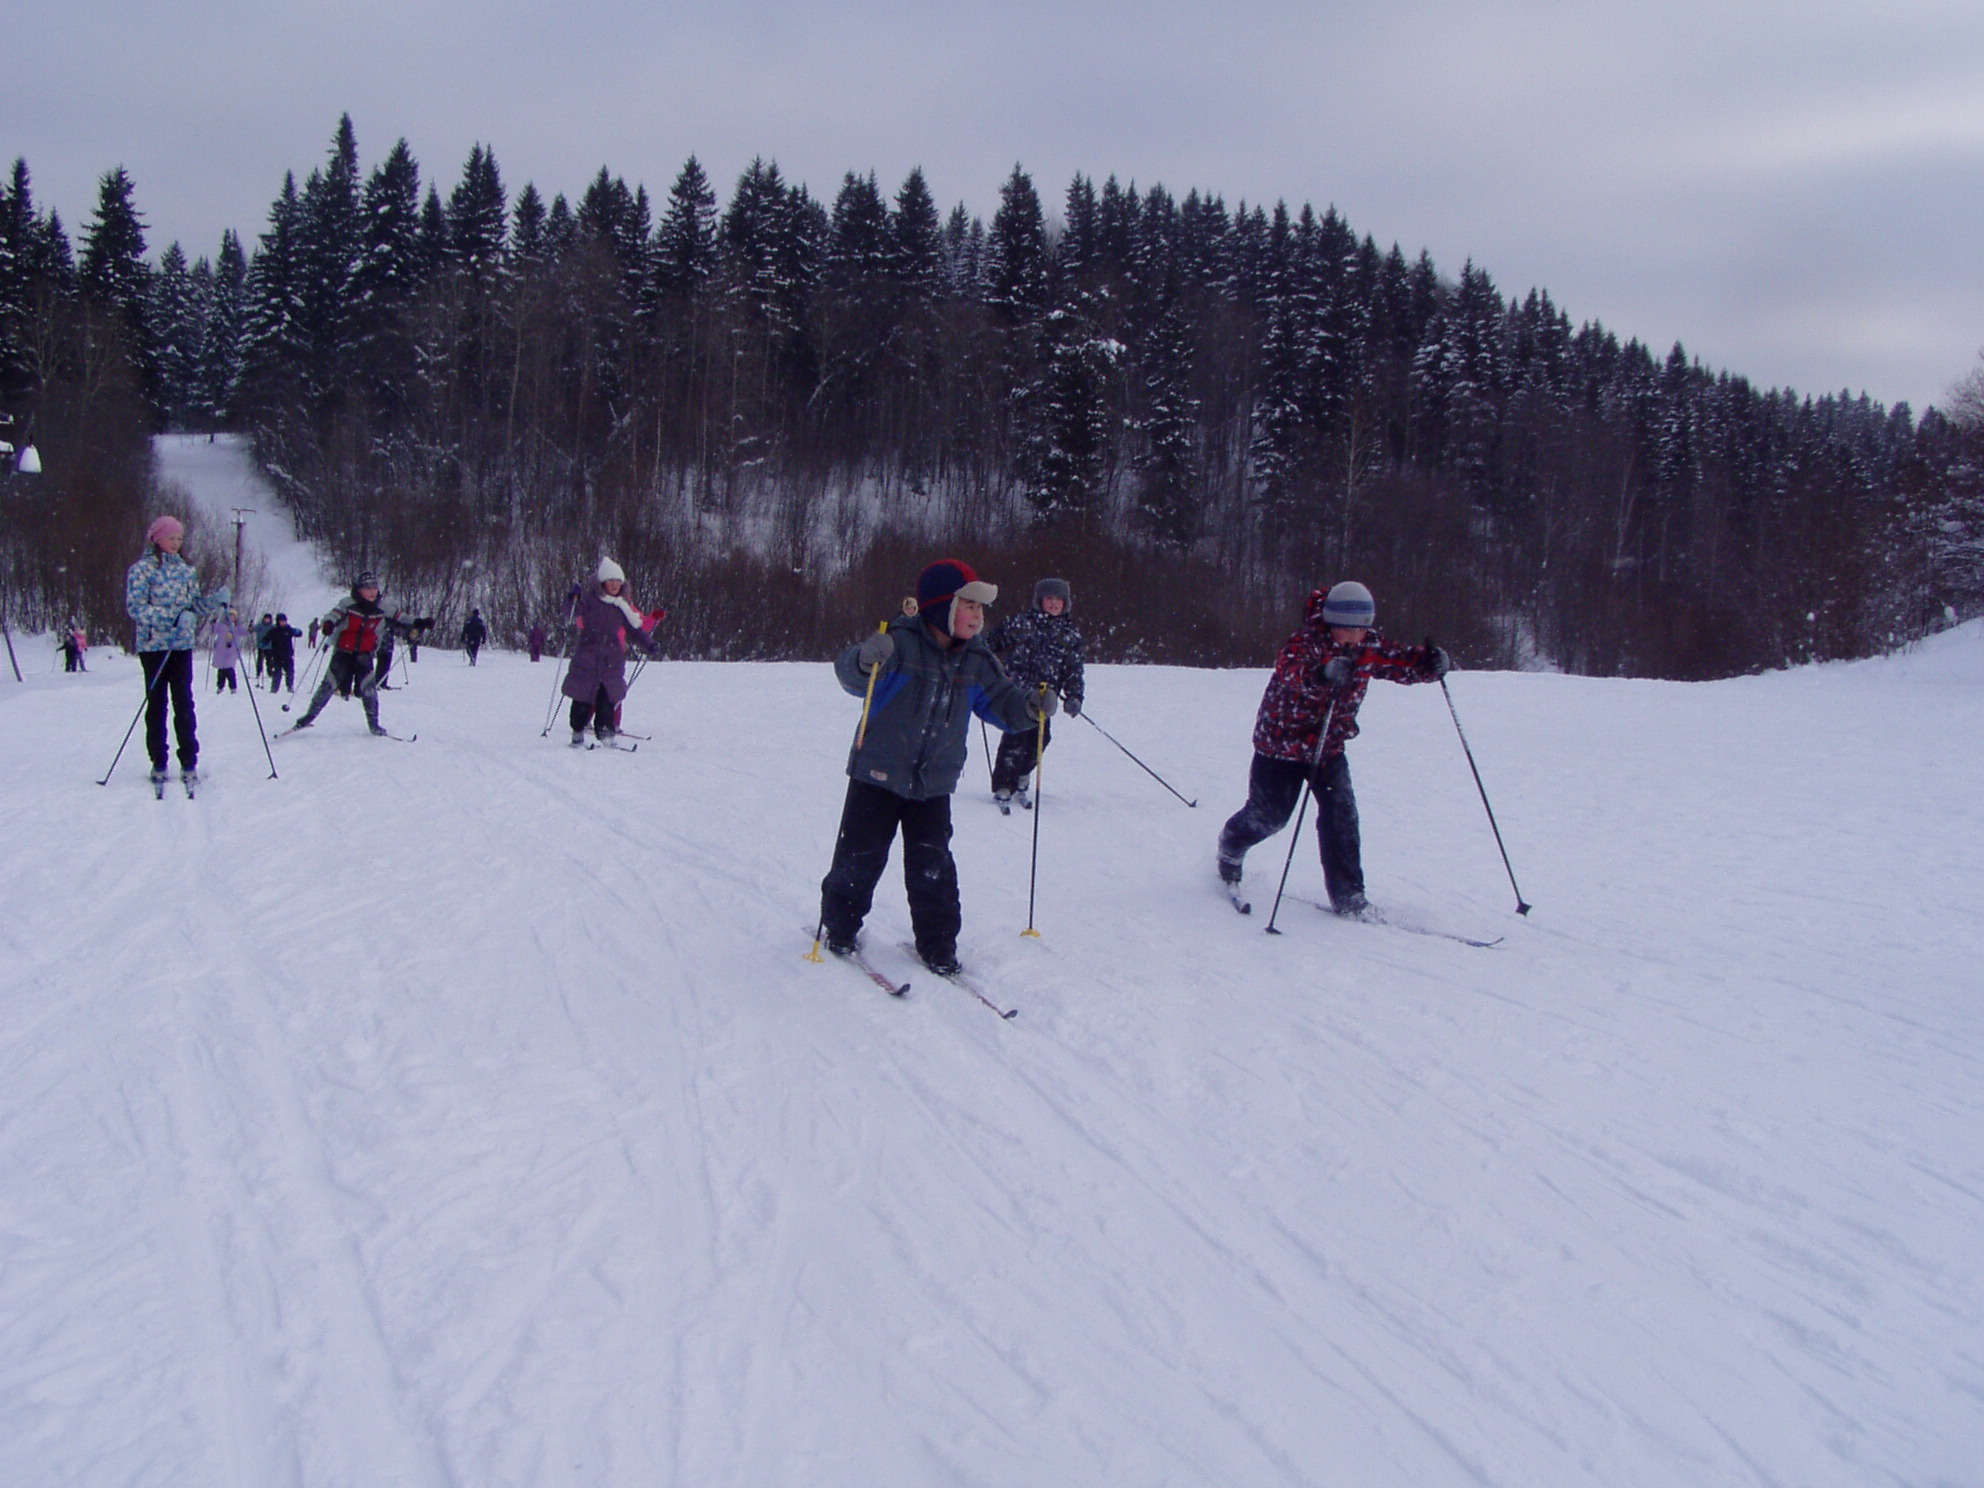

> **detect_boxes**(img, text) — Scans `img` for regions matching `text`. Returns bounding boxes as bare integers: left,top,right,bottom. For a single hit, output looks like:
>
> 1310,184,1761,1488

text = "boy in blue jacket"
818,560,1053,975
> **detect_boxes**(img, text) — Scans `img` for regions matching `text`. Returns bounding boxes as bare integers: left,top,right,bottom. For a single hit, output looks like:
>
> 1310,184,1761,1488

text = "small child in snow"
264,613,301,694
562,559,664,744
817,559,1052,975
985,576,1085,807
211,606,249,692
291,574,431,735
1216,581,1448,915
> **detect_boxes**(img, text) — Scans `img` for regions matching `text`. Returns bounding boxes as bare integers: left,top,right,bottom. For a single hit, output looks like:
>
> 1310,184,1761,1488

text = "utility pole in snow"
230,508,255,594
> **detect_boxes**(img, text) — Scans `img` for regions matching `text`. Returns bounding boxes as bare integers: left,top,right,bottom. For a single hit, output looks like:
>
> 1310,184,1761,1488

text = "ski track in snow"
0,439,1980,1485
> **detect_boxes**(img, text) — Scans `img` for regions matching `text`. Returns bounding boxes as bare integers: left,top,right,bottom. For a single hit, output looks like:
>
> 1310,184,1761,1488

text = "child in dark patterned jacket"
1216,581,1448,915
984,577,1085,807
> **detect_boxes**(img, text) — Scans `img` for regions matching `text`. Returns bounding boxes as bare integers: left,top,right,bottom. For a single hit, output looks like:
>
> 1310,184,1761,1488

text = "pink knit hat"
146,515,185,545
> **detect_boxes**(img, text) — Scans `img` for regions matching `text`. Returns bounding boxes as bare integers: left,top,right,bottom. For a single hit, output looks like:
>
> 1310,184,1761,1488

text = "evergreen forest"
4,117,1982,676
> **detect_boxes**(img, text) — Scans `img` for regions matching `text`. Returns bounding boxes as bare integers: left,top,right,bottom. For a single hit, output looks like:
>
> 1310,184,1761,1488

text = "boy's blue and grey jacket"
125,551,229,652
835,614,1039,800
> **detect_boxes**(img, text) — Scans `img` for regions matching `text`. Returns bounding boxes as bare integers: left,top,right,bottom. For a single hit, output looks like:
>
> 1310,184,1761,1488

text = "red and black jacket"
1251,591,1440,761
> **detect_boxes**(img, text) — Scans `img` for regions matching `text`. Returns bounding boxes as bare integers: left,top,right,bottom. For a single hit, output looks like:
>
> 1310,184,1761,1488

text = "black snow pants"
819,779,961,960
139,649,198,772
990,717,1050,795
1218,750,1366,910
296,651,379,729
569,686,619,737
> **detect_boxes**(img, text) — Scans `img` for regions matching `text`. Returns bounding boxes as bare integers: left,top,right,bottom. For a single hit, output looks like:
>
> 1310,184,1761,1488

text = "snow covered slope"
2,604,1980,1483
153,433,342,622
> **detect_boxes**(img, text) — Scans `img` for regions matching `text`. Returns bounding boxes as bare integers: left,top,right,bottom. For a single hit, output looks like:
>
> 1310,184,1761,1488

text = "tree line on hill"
3,118,1980,676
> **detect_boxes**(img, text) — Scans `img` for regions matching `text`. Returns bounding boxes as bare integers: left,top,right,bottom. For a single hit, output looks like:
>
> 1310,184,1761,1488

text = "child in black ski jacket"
984,577,1085,806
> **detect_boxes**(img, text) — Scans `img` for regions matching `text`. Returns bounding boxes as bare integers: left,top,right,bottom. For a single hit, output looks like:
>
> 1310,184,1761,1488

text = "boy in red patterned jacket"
1216,581,1449,915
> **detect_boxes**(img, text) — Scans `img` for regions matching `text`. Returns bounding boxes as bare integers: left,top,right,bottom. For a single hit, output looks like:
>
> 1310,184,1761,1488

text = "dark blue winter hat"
916,559,998,635
1321,580,1375,627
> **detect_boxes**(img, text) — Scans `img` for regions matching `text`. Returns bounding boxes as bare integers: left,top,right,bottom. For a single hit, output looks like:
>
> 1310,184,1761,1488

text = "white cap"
597,558,626,584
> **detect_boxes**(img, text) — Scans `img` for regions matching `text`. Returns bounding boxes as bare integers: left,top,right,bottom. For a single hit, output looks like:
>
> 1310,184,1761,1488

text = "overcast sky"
7,0,1980,411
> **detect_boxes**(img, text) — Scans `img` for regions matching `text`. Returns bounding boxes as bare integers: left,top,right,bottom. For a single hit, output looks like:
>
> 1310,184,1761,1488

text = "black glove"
1065,697,1081,719
1027,689,1061,721
1423,646,1451,679
857,630,895,672
1322,655,1354,688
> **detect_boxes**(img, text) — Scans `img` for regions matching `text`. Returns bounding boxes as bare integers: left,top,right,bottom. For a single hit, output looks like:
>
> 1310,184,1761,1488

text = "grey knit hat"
1034,577,1073,613
1320,580,1375,627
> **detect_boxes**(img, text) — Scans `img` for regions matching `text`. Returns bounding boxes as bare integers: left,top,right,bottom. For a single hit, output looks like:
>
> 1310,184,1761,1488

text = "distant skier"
71,628,87,671
562,559,663,745
59,628,82,673
265,612,301,693
462,608,487,665
289,574,430,736
1216,581,1448,915
124,515,229,791
307,617,318,649
527,621,546,662
211,606,249,692
985,577,1085,809
817,559,1050,976
253,613,274,684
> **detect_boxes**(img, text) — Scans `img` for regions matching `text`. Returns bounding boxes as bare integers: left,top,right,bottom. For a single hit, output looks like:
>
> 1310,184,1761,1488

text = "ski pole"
1078,709,1196,807
1023,684,1048,938
96,609,193,786
979,717,996,789
237,655,280,779
1264,694,1338,935
1434,655,1531,915
539,638,573,736
854,621,887,750
285,638,328,712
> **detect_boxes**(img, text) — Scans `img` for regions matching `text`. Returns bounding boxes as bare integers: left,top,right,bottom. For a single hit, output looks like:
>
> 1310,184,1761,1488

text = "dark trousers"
570,686,619,737
991,717,1050,794
466,642,480,665
139,650,198,772
820,780,961,958
1218,750,1365,909
297,651,378,728
268,656,294,692
215,665,238,692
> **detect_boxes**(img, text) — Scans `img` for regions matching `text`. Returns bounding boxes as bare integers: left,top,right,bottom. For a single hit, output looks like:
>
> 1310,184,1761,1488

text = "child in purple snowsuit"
562,558,665,744
211,608,249,691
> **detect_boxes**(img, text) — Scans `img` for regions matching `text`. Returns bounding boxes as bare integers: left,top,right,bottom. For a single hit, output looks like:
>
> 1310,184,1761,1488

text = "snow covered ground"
1,451,1979,1486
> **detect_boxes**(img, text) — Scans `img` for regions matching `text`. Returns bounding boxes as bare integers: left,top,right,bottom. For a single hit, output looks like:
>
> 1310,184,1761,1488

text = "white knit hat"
597,557,626,584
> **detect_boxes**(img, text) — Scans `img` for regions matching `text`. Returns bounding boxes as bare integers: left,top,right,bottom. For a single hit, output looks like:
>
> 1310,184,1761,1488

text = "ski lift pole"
1023,685,1049,938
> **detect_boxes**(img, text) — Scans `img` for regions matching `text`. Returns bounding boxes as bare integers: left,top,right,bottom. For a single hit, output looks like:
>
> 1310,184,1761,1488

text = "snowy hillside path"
2,608,1980,1483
